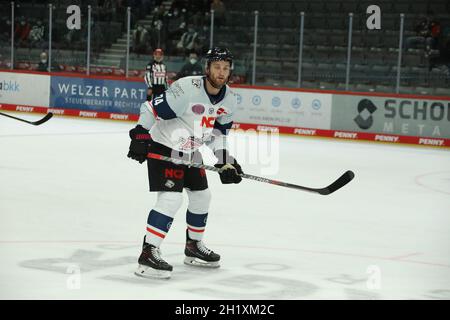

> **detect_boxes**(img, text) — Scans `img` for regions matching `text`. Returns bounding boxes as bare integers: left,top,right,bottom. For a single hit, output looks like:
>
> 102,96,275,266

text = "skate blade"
134,265,171,279
184,256,220,268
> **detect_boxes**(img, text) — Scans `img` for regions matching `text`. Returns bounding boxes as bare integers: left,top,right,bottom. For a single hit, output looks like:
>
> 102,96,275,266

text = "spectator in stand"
165,5,187,54
176,23,199,55
210,0,226,27
28,20,45,48
195,24,210,54
36,51,48,72
151,3,167,45
427,19,441,55
132,24,150,55
175,50,203,79
150,18,164,51
15,17,31,47
186,0,204,27
405,11,440,54
153,3,167,22
429,28,450,73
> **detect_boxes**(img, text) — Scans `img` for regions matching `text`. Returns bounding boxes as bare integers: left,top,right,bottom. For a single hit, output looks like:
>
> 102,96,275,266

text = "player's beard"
206,72,227,89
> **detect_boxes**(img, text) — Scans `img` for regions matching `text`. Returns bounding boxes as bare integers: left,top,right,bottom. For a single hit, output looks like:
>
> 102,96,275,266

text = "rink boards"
1,70,449,148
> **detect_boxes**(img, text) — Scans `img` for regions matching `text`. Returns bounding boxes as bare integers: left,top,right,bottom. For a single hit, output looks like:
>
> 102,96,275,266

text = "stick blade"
319,170,355,195
33,112,53,125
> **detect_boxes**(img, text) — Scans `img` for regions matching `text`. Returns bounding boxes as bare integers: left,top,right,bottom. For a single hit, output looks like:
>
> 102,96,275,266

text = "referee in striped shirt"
144,48,169,101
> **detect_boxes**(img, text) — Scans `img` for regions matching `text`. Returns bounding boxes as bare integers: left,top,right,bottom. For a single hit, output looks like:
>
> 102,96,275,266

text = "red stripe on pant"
188,226,205,233
146,227,166,238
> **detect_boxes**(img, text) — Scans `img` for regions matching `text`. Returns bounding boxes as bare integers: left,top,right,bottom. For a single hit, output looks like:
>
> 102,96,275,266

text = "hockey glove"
214,149,243,184
127,125,151,164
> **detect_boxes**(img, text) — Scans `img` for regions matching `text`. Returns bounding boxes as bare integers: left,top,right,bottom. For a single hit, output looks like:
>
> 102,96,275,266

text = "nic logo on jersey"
201,116,216,128
216,107,227,115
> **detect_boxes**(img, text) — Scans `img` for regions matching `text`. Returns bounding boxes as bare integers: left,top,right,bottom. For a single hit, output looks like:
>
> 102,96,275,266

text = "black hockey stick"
0,111,53,126
148,152,355,195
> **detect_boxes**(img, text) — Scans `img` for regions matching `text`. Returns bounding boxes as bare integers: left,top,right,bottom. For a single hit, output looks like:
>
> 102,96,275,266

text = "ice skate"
135,238,173,279
184,230,220,268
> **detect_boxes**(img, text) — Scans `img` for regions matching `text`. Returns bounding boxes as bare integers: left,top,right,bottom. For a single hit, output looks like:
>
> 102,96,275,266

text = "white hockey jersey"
137,76,238,153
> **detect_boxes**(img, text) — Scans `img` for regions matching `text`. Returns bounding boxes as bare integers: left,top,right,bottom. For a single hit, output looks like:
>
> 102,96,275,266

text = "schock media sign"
332,95,450,138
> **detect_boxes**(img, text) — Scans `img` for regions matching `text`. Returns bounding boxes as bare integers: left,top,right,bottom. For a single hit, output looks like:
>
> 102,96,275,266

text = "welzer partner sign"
50,76,147,114
331,95,450,138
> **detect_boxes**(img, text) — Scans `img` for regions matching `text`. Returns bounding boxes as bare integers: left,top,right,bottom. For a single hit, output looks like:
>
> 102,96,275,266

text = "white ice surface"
0,113,449,300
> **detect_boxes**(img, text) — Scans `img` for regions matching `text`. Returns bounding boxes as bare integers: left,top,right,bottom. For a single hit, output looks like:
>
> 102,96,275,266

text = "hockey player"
144,48,169,101
127,47,243,279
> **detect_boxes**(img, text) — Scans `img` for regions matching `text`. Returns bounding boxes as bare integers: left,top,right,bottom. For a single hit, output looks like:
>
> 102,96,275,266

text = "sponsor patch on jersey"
192,79,201,88
192,104,205,115
201,116,216,128
165,180,175,188
216,107,227,115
